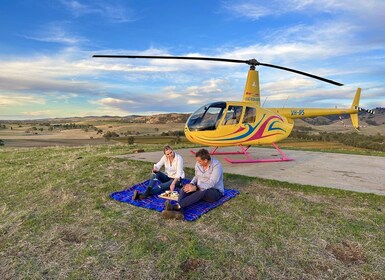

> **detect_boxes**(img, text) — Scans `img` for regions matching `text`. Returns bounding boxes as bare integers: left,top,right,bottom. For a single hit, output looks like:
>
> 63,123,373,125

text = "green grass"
1,143,385,279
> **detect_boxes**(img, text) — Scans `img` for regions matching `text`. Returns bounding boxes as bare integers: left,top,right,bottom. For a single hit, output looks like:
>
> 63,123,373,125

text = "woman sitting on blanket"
133,145,185,200
162,148,224,219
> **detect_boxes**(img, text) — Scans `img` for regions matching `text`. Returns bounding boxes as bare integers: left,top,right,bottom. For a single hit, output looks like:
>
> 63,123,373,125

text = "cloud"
88,78,229,115
24,23,86,45
221,0,385,53
0,94,46,106
20,110,56,117
60,0,136,23
222,0,385,19
186,79,223,96
222,2,271,20
0,51,104,95
96,97,135,105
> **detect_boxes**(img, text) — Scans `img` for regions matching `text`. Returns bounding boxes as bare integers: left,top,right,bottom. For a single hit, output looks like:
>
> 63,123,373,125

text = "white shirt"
154,152,185,179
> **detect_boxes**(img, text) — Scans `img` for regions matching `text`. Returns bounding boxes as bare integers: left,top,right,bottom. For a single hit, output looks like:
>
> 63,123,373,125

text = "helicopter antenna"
283,96,290,108
262,97,268,107
92,55,344,86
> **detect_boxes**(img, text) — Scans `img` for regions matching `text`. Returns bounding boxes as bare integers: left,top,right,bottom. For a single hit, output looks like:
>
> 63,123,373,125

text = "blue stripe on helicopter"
268,121,286,132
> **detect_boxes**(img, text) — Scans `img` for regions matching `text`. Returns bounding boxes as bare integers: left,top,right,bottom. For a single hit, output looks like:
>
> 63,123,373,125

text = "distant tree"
127,136,134,144
0,139,4,146
103,131,119,138
174,135,180,144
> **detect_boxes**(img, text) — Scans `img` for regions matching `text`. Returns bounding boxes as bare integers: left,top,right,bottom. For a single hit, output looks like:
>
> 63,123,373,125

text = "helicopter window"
243,107,256,124
187,102,226,131
223,105,243,125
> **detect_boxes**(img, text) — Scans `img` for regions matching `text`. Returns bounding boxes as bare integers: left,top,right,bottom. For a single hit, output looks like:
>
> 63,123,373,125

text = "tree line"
289,131,385,151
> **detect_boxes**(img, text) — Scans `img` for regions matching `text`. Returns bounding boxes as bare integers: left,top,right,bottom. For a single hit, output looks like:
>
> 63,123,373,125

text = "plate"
158,192,179,201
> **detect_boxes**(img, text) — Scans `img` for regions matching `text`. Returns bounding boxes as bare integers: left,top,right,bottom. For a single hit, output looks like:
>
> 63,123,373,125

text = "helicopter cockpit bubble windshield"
186,102,227,131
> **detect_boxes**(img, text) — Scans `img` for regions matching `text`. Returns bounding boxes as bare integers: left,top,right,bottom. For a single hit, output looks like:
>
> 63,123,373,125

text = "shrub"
103,131,119,138
127,136,134,144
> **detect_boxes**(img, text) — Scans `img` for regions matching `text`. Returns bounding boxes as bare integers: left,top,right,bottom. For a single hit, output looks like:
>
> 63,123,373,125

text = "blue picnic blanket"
110,179,239,221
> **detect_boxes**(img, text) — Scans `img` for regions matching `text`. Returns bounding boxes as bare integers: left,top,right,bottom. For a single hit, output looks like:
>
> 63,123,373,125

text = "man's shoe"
132,190,140,200
165,200,178,211
162,210,184,220
165,200,171,210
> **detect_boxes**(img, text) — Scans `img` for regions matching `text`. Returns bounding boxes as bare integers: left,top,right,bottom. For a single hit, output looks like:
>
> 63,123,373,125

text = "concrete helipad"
116,147,385,196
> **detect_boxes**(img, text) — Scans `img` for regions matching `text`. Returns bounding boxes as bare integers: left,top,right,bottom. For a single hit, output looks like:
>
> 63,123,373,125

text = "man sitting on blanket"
162,148,224,219
133,145,185,200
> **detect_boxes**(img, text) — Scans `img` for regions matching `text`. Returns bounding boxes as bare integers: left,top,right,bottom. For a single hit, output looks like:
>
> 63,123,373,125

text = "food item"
160,191,178,198
170,191,178,197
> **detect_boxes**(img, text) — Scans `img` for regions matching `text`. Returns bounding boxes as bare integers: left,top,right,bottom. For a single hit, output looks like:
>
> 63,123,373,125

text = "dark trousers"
144,172,181,197
178,188,222,209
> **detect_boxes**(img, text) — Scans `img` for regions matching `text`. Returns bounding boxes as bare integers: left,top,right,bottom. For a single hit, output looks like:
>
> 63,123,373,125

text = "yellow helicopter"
93,55,374,163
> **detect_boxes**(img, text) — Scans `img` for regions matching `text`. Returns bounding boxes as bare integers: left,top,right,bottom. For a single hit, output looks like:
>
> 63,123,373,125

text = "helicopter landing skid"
223,143,294,164
190,146,251,156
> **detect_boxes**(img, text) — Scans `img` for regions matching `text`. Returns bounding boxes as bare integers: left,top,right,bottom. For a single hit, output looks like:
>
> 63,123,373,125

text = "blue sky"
0,0,384,120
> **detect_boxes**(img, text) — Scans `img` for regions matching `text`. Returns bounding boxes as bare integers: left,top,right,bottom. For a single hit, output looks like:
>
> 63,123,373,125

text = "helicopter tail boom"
269,88,362,128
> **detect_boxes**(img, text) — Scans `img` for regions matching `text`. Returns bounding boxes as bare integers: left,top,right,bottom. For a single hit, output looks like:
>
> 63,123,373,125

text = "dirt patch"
326,240,367,265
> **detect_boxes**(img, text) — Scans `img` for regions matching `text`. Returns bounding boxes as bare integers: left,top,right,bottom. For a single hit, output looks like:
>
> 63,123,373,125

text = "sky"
0,0,384,120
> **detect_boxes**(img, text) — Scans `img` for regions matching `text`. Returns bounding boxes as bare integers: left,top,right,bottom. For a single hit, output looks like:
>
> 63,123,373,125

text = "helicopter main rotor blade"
92,55,343,86
92,55,248,64
258,63,343,86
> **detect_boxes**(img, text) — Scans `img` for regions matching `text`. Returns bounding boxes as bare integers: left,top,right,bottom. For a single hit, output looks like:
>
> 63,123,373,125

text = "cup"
152,164,159,173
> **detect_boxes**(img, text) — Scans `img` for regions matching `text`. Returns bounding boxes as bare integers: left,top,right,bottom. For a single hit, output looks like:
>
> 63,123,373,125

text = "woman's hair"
195,148,211,161
163,145,173,154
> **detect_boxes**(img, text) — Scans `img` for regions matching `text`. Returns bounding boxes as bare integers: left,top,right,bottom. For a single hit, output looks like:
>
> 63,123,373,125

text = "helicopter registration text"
291,109,305,116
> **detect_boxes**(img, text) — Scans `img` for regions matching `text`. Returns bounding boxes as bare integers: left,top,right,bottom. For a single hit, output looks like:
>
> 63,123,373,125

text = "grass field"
1,143,384,279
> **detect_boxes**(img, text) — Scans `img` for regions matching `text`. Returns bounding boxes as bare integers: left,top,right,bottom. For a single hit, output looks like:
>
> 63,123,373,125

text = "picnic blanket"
110,179,239,221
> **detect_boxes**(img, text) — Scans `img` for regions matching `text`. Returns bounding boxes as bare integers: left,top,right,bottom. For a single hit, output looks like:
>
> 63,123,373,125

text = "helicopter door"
243,106,256,124
222,105,243,126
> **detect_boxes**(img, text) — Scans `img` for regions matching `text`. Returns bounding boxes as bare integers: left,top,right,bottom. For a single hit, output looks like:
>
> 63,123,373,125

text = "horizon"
0,112,191,122
1,1,385,120
2,107,385,123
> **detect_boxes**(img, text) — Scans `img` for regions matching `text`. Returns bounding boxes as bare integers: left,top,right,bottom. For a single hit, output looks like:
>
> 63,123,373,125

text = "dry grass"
0,122,187,148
